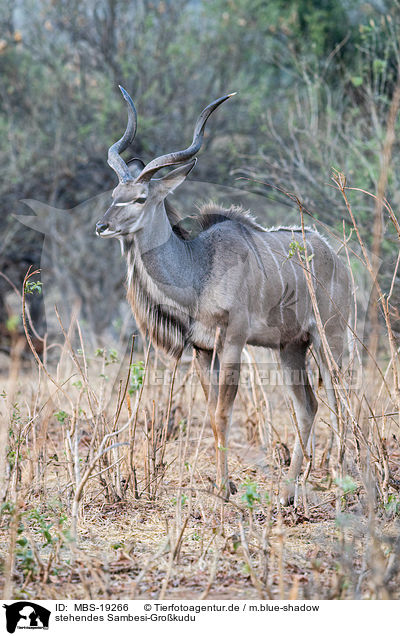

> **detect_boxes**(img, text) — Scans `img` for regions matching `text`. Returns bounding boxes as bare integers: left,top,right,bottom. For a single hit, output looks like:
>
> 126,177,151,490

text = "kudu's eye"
114,197,146,207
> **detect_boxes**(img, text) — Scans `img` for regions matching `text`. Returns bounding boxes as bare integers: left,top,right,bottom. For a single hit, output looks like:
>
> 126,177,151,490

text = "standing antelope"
96,87,350,503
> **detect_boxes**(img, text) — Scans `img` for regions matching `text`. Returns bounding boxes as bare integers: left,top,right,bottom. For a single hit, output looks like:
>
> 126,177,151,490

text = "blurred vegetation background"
1,0,399,350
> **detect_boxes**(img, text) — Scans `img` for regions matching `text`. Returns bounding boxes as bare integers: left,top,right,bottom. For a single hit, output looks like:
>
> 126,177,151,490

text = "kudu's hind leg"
315,330,347,471
318,361,339,467
280,341,318,505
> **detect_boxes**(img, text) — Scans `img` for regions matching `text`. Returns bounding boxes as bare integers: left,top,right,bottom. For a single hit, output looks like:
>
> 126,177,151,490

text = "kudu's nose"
96,222,109,234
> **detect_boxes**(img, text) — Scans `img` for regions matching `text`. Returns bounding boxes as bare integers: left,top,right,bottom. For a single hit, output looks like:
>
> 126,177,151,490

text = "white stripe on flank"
267,234,285,321
329,256,336,312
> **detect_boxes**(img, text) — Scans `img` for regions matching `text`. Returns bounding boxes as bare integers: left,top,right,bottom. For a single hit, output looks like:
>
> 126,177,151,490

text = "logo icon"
3,602,50,633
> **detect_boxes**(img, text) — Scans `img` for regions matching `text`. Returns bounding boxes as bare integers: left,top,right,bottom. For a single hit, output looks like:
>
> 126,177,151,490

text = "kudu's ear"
127,158,145,179
155,159,197,196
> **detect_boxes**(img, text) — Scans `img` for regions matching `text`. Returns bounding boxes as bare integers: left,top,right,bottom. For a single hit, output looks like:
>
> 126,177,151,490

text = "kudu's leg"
317,358,339,466
213,341,242,500
194,348,226,496
315,330,347,469
194,346,238,499
280,341,318,505
194,348,219,438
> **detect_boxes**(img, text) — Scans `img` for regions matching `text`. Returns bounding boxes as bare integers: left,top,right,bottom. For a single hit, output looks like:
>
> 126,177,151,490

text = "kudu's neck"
127,200,198,308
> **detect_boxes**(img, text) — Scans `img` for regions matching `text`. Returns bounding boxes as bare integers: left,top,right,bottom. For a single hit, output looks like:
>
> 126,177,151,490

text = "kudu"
96,86,351,503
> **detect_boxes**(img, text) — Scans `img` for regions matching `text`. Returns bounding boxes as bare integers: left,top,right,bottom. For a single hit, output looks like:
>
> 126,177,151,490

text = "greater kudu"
96,87,351,503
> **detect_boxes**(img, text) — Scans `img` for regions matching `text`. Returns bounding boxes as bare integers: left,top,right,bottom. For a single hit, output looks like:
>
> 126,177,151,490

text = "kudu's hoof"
280,483,295,506
280,493,295,506
229,480,238,495
214,480,237,500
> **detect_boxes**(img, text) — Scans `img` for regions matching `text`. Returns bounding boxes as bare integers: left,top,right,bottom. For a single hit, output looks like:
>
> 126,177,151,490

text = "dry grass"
1,348,399,600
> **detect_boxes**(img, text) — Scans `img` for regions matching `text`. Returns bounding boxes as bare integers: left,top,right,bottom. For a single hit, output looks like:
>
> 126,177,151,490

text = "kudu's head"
96,86,235,238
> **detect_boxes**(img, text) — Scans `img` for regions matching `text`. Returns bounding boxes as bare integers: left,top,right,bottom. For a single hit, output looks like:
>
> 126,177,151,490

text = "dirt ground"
1,355,399,601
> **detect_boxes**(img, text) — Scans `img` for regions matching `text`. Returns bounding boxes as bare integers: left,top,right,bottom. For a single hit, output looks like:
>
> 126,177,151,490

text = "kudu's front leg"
194,348,225,494
214,342,242,500
194,344,241,500
194,348,219,437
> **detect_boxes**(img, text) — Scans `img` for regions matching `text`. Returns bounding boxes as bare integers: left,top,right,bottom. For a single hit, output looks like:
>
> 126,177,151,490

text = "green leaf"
334,475,358,494
24,280,42,295
54,410,68,424
350,76,363,87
